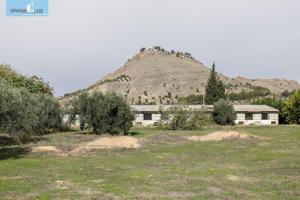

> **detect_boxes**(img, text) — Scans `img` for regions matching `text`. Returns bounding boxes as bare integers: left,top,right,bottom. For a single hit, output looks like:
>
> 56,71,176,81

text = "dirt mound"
187,131,265,142
69,136,140,155
31,146,62,153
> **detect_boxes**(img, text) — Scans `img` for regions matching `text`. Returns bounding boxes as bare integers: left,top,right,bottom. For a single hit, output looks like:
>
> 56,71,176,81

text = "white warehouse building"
131,105,279,126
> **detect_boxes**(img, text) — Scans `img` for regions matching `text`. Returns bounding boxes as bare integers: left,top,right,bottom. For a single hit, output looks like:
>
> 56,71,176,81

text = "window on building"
143,113,152,120
245,113,253,120
236,113,245,121
262,113,268,120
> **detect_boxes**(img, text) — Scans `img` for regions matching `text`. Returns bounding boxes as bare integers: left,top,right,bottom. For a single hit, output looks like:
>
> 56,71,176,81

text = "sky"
0,0,300,96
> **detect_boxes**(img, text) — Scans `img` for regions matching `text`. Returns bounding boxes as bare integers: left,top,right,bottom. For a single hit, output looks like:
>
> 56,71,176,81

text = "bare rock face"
61,48,300,105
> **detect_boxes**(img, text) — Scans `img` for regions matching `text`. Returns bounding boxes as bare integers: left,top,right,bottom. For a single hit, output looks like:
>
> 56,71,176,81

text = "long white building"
131,105,279,126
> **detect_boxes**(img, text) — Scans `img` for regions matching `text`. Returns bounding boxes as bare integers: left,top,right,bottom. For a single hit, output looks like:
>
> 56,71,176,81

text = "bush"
159,106,211,130
252,97,286,124
212,99,235,125
178,94,204,105
283,90,300,124
0,81,62,143
228,86,271,101
70,92,134,135
0,64,53,95
140,47,146,52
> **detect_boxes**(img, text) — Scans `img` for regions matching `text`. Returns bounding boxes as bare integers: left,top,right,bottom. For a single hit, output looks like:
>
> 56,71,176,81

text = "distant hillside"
0,64,53,95
61,47,300,105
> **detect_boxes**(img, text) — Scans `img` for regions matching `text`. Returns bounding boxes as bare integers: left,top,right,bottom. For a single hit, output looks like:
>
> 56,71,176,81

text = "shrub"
159,106,210,130
178,94,204,105
140,47,146,52
212,99,235,125
252,97,286,124
0,64,53,95
70,92,134,135
0,81,62,143
229,86,271,101
283,90,300,124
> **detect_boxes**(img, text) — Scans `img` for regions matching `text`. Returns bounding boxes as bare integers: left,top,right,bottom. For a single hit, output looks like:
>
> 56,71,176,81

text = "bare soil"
69,136,140,155
30,146,62,154
187,131,267,142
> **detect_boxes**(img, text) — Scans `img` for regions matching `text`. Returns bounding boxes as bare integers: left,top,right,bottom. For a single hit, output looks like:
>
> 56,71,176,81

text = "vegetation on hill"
228,86,271,102
178,94,204,105
0,64,53,95
60,47,300,105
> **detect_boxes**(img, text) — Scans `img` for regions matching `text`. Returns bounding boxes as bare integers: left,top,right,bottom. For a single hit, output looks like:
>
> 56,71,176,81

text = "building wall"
134,112,279,126
133,113,161,126
235,112,279,125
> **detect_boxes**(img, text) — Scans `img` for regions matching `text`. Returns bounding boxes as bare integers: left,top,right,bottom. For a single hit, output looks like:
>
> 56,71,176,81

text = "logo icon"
27,0,35,13
6,0,48,16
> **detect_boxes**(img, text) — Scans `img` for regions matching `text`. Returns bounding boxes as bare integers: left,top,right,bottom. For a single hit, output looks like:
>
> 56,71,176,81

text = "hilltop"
61,47,300,105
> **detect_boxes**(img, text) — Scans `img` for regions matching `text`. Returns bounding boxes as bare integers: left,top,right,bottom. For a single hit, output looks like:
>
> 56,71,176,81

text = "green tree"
69,92,89,130
252,97,286,124
212,99,235,125
0,64,53,95
283,90,300,124
0,81,62,144
205,63,225,104
70,92,134,135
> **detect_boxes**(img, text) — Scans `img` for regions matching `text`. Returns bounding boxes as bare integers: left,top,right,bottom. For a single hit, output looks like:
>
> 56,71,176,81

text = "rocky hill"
61,47,300,105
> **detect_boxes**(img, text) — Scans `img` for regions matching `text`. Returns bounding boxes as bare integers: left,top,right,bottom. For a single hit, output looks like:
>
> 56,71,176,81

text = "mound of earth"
31,146,62,153
187,131,266,141
69,136,140,155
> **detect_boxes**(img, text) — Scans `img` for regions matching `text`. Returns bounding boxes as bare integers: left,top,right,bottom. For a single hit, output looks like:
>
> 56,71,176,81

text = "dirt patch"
0,176,23,180
29,136,141,155
30,146,62,154
227,175,255,182
54,180,72,189
69,136,140,155
187,131,267,142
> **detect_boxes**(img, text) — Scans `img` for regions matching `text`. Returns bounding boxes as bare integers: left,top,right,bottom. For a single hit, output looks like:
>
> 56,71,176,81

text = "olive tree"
0,82,62,143
70,92,134,135
212,99,235,125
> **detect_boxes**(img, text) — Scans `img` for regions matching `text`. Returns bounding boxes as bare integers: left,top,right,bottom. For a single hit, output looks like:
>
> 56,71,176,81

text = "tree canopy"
69,92,135,135
212,99,235,125
205,63,225,104
0,64,53,95
283,90,300,124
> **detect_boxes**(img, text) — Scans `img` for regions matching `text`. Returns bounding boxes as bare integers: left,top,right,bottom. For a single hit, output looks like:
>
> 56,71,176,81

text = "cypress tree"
205,63,225,104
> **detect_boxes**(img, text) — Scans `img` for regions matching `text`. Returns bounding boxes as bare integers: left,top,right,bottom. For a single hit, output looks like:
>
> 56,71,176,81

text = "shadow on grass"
128,131,141,136
0,135,18,146
0,135,50,160
0,147,30,160
74,130,142,136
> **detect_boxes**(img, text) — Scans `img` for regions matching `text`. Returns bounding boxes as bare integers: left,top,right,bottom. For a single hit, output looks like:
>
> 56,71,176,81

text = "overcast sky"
0,0,300,96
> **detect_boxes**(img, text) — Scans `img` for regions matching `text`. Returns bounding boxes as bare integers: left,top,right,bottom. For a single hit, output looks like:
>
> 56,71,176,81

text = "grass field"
0,126,300,199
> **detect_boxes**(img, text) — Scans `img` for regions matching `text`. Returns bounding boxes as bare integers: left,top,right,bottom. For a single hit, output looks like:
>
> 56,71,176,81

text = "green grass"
1,126,300,199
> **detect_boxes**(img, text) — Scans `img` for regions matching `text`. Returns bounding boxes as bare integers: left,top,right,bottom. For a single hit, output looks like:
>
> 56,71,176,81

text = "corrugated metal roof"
131,105,278,113
233,105,279,112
